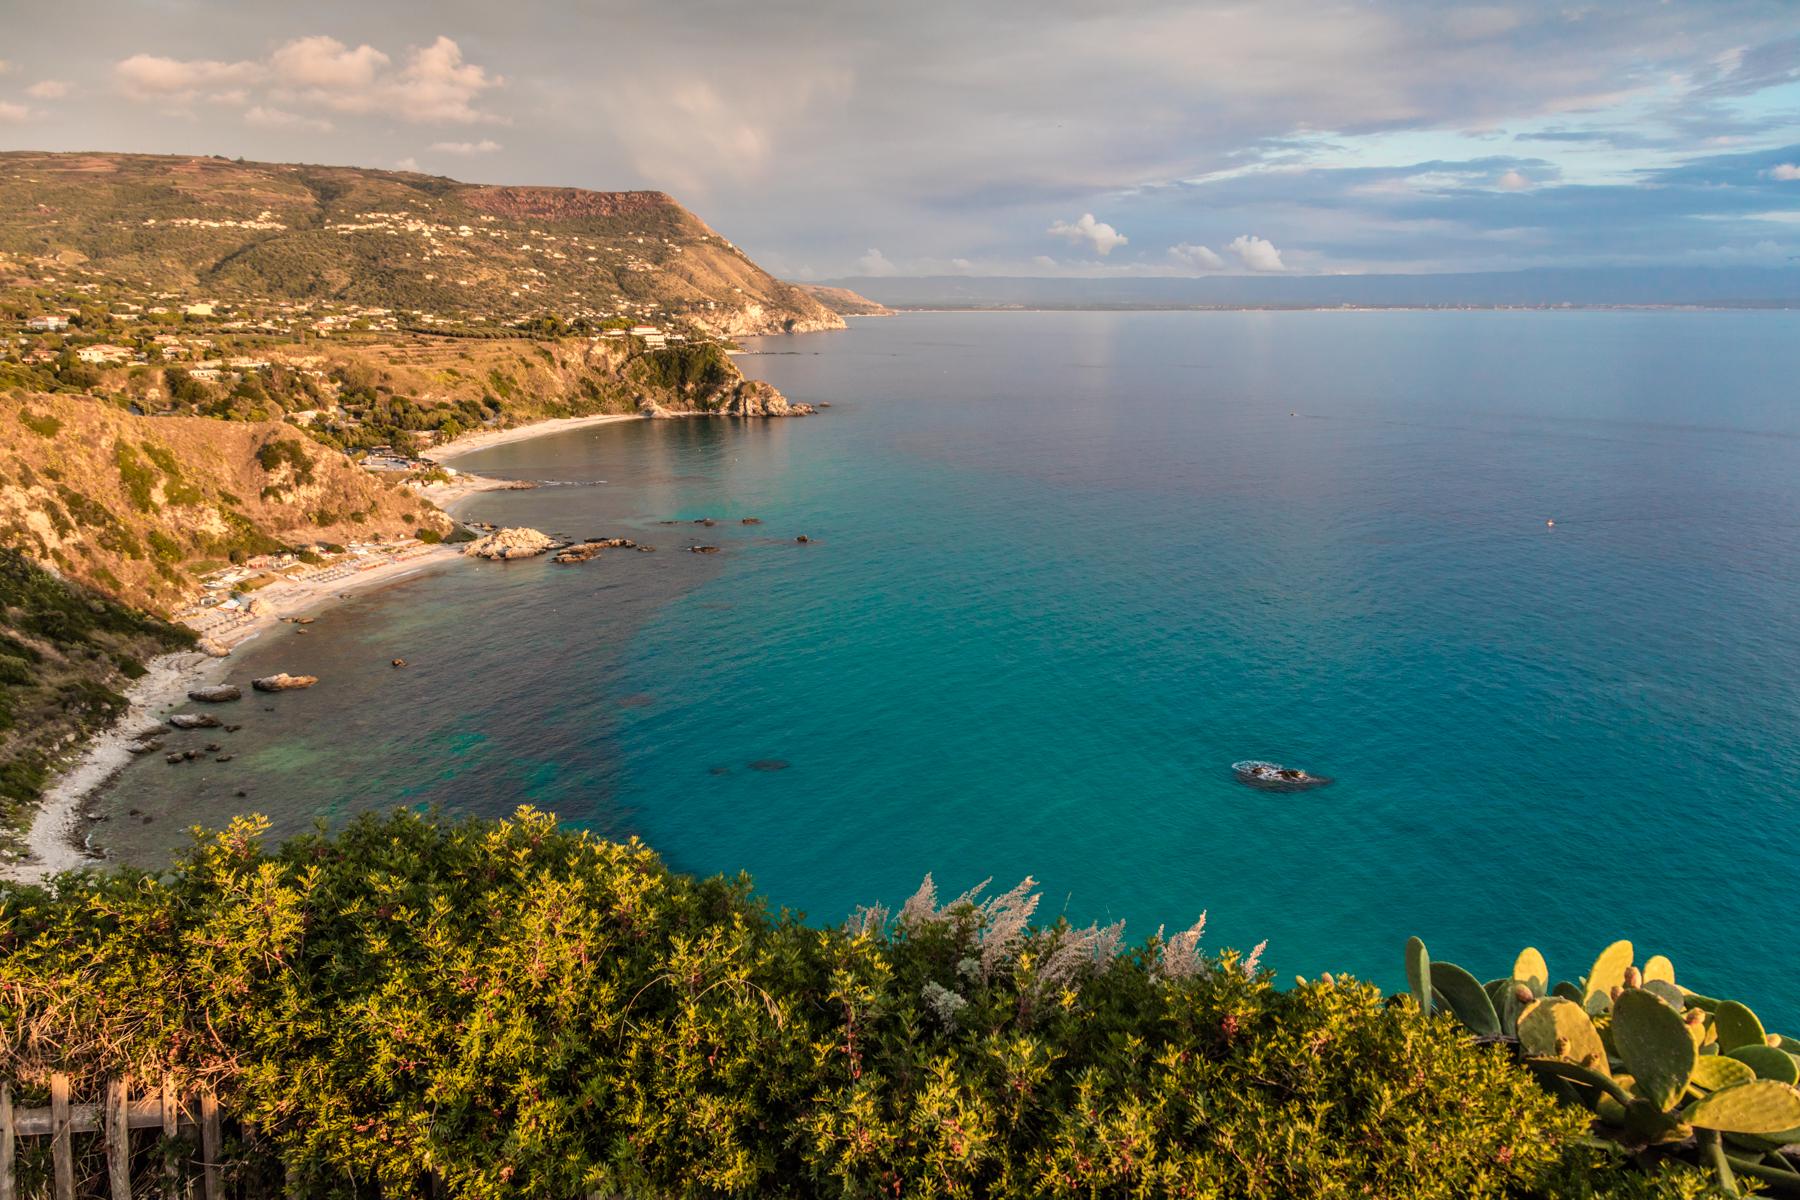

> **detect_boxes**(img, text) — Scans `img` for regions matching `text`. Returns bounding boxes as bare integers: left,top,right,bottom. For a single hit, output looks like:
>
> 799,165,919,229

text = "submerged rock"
1231,760,1332,792
690,545,721,554
253,673,318,692
748,759,791,772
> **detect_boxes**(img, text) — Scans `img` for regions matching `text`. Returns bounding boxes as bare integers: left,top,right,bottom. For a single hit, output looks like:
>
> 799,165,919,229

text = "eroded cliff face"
0,395,452,614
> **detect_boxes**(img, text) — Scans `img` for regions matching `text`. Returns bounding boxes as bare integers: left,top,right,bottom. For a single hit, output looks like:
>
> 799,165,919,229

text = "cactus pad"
1519,997,1611,1076
1613,989,1697,1109
1405,936,1431,1016
1685,1079,1800,1134
1431,961,1501,1036
1513,947,1548,996
1691,1056,1756,1093
1714,1000,1768,1052
1726,1044,1800,1085
1582,940,1634,1014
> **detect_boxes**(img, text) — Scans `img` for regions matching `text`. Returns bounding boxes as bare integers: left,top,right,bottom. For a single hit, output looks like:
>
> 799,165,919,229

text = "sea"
97,310,1800,1020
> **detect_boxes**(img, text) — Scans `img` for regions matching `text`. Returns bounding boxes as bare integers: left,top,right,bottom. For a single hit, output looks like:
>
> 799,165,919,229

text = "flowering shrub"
0,808,1713,1198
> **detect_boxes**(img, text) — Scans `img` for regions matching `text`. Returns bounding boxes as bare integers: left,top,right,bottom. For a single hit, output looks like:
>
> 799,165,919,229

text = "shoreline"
428,412,644,462
5,544,465,883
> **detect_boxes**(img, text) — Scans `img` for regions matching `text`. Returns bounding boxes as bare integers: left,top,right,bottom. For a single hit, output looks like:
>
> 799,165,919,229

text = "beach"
5,542,465,881
428,412,643,461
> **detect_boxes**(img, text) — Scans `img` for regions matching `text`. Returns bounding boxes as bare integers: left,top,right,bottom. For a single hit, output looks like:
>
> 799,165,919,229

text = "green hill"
0,151,842,335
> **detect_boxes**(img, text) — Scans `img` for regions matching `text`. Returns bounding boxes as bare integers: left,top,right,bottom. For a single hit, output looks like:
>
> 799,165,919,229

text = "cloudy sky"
2,0,1798,278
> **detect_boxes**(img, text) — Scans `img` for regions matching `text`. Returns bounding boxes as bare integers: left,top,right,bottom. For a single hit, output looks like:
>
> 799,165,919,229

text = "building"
75,344,131,365
26,315,69,332
185,302,215,317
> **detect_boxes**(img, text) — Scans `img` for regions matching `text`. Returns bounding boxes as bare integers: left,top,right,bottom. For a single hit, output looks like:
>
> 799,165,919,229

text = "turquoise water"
102,311,1800,1019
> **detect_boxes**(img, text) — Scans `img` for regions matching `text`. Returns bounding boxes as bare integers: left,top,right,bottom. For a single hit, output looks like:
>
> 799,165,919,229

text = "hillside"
796,283,893,316
0,393,454,613
0,151,843,336
0,548,190,841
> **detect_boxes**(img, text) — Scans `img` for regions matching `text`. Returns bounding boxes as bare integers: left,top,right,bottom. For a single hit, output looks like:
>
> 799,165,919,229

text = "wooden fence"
0,1075,223,1200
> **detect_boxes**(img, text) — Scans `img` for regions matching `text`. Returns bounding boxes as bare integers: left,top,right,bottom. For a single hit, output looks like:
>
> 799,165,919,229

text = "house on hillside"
26,315,69,332
75,344,131,365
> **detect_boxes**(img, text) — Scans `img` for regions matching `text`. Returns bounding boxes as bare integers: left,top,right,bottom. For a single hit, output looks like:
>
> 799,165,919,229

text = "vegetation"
0,807,1722,1199
1407,936,1800,1196
0,549,191,837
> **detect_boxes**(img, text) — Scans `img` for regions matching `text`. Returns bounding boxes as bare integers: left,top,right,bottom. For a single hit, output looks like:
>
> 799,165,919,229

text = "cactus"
1687,1079,1800,1135
1405,936,1431,1016
1715,1001,1768,1053
1727,1044,1800,1085
1430,960,1500,1036
1403,935,1800,1195
1582,939,1634,1014
1612,989,1696,1109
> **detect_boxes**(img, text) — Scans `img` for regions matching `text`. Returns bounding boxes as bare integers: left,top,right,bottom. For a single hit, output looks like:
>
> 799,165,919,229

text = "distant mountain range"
825,268,1800,310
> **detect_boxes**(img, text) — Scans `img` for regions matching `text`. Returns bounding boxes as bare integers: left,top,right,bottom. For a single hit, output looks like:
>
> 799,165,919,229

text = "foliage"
0,549,190,830
1408,935,1800,1196
0,808,1707,1199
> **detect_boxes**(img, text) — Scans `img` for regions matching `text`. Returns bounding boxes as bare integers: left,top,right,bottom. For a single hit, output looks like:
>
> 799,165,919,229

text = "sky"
1,0,1798,279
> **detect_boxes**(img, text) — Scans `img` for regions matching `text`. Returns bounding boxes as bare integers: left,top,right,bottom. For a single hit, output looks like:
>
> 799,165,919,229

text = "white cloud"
0,61,10,75
113,35,502,125
25,80,70,100
429,139,502,155
950,257,973,272
854,248,898,276
389,36,503,124
1047,212,1129,255
1168,242,1225,270
1227,234,1287,272
114,53,263,104
0,102,26,124
244,106,333,132
270,36,390,92
1031,255,1059,270
396,156,421,172
1770,163,1800,182
1496,168,1533,190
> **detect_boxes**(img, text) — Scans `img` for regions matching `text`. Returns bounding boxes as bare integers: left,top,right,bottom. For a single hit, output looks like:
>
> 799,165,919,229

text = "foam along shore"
4,543,464,883
427,412,643,462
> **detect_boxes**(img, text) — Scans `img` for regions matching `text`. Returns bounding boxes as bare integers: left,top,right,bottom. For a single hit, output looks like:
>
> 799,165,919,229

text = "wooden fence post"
1,1082,15,1200
200,1090,221,1200
50,1073,73,1200
162,1077,180,1200
105,1076,132,1200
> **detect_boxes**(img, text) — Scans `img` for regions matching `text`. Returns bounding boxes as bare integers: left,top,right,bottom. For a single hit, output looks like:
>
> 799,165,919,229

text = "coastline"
428,412,644,462
5,544,465,882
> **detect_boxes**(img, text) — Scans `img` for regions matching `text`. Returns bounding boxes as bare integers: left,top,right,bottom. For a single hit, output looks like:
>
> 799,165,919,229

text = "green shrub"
0,809,1705,1200
15,408,61,437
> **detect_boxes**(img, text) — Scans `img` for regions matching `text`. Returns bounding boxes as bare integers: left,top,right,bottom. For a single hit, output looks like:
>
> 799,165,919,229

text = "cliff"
0,394,454,614
0,151,843,336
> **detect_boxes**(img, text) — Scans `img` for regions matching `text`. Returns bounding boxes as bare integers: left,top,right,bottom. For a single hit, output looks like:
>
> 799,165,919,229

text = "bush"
0,809,1703,1200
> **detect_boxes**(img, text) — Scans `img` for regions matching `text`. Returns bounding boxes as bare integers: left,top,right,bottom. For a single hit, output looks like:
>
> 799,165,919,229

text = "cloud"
0,61,9,75
1047,213,1128,255
1496,169,1533,190
244,106,333,132
24,80,70,100
114,53,263,104
114,35,502,125
1168,242,1225,270
388,36,504,124
429,139,502,155
1770,163,1800,181
854,248,898,276
1226,234,1287,272
396,157,421,172
0,102,25,125
270,36,390,92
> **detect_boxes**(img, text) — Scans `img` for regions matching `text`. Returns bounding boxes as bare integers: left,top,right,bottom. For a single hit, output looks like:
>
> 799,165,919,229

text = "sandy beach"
428,412,642,461
6,543,464,882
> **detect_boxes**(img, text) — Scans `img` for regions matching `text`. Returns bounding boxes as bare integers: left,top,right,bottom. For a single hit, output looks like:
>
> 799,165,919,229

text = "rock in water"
463,527,558,560
187,685,242,703
253,673,318,692
1231,760,1332,792
168,712,222,729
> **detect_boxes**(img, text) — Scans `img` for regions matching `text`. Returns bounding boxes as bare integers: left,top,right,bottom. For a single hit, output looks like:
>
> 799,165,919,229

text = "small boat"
1232,760,1332,792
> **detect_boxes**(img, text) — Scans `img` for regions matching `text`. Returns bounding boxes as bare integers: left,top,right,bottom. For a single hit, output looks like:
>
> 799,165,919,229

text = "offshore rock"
253,673,318,692
187,685,242,703
1232,760,1332,792
464,527,558,560
168,712,222,730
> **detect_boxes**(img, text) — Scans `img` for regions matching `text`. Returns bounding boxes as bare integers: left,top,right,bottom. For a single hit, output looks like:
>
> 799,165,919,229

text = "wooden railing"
0,1075,224,1200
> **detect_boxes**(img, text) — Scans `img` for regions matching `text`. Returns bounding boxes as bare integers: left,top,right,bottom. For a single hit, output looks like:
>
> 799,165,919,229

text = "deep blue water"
102,311,1800,1020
